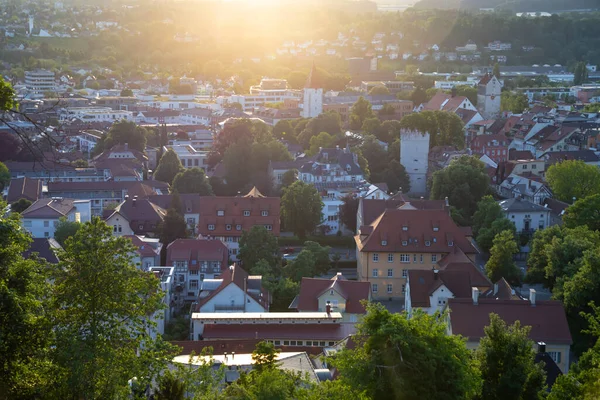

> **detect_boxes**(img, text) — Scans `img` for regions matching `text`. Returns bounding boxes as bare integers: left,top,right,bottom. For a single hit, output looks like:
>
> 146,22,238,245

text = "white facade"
302,87,323,118
434,80,477,90
162,144,209,170
25,69,56,96
498,198,552,233
105,211,135,237
179,109,212,126
400,130,430,194
148,266,175,340
76,130,103,156
225,91,301,112
405,278,456,316
58,107,133,123
197,282,266,314
477,75,502,119
22,200,91,238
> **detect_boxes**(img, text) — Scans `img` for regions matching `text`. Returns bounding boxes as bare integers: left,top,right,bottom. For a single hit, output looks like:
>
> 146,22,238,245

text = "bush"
278,235,355,248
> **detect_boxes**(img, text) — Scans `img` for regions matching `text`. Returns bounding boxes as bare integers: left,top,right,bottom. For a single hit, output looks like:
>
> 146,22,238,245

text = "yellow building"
355,208,477,301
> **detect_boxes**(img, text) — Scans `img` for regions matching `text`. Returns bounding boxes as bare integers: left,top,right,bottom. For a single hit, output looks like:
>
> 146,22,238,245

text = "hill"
414,0,600,12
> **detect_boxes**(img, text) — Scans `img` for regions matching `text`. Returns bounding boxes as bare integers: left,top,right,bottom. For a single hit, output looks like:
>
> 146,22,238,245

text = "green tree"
546,160,600,203
54,216,82,246
339,194,359,233
368,85,390,95
477,217,517,254
332,303,480,400
281,181,323,239
379,120,402,144
280,169,297,189
268,277,299,312
361,117,382,137
102,120,147,153
493,63,501,79
155,148,184,184
383,160,411,193
574,61,589,86
399,110,465,148
485,230,521,285
51,218,176,399
0,208,56,398
501,92,530,114
238,226,279,273
71,159,88,168
10,198,31,213
349,96,375,130
172,167,213,195
286,249,317,282
564,194,600,232
273,119,295,141
430,155,490,224
297,111,342,149
409,87,428,106
0,161,9,191
159,208,188,264
378,103,396,116
154,371,185,400
0,77,15,111
476,313,546,400
120,88,133,97
473,196,505,236
308,131,337,156
252,341,280,372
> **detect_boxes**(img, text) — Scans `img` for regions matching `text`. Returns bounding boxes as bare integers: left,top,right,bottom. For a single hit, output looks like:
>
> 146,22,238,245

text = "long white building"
58,107,134,123
25,69,56,97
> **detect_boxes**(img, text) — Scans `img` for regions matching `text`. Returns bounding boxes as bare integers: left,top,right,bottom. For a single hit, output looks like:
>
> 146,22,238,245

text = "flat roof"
172,351,304,367
192,312,343,320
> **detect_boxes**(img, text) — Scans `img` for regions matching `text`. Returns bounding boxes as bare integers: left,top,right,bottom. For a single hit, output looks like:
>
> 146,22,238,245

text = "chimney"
433,269,439,280
125,194,129,201
529,288,536,306
124,142,128,150
224,352,228,362
132,198,137,207
444,196,449,207
537,342,546,353
472,287,479,305
493,283,498,295
231,351,235,360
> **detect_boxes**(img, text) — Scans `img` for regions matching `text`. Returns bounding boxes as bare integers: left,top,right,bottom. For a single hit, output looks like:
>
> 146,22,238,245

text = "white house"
193,264,270,314
179,108,212,126
21,198,91,238
162,144,209,170
405,269,472,316
148,266,175,340
498,174,553,205
498,197,552,233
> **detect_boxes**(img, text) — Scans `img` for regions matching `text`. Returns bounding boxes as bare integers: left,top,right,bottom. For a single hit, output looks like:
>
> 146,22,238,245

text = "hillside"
414,0,600,12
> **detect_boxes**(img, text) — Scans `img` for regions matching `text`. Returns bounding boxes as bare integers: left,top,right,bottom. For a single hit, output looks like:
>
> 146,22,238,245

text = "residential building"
196,187,281,259
470,133,510,164
6,177,43,204
498,173,552,204
22,238,61,264
498,197,551,233
104,196,167,237
179,108,212,126
166,238,229,302
47,180,168,216
125,235,162,270
405,269,471,315
487,41,512,51
302,64,323,118
58,107,134,123
434,80,477,90
360,80,414,94
252,107,301,126
190,311,354,348
290,272,371,322
75,130,104,156
192,264,270,317
545,150,600,167
421,93,477,113
250,78,290,96
5,161,106,183
94,96,139,110
21,198,92,238
147,193,202,233
355,208,477,301
162,144,209,170
25,69,56,96
477,74,502,119
448,290,572,373
543,198,569,227
135,110,181,125
400,129,430,194
149,266,175,340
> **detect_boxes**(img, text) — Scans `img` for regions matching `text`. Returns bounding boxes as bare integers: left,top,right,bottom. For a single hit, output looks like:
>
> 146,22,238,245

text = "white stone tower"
302,63,323,118
477,73,502,119
400,129,430,194
28,16,34,36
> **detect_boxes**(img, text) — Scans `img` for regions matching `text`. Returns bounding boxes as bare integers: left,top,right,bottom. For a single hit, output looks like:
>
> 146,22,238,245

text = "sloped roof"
482,278,521,300
437,246,491,289
408,269,472,307
546,150,600,165
356,209,476,254
22,238,61,263
423,93,452,111
448,298,572,345
295,274,370,314
107,198,166,228
124,235,161,258
360,197,447,227
455,108,477,125
21,198,76,218
499,197,548,212
7,177,43,203
166,238,228,266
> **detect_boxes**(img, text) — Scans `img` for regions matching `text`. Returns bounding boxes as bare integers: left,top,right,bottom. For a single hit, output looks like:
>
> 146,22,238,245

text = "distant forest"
415,0,600,12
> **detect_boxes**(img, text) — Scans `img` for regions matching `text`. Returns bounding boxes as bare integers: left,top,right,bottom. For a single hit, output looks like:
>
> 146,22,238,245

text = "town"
2,0,600,399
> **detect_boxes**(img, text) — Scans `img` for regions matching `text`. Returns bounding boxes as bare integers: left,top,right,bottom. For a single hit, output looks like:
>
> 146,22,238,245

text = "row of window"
265,340,337,347
372,268,410,278
217,210,269,217
372,283,405,294
372,253,437,263
208,224,272,231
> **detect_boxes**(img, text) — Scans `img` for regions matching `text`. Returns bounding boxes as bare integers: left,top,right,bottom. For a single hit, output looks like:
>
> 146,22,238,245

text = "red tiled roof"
408,269,472,307
124,235,160,258
438,246,491,289
166,238,228,269
296,274,370,314
360,197,447,227
197,194,281,237
47,180,168,193
7,177,43,203
356,209,476,254
478,74,493,86
448,298,572,345
423,93,452,111
482,278,521,300
441,96,471,113
471,133,510,148
201,322,356,341
107,198,166,234
508,149,535,161
170,339,324,356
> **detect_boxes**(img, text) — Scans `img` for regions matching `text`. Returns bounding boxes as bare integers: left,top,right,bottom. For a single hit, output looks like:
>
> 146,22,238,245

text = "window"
548,351,562,364
402,226,408,231
187,218,195,225
522,165,528,170
226,224,232,231
402,284,406,294
372,269,378,277
420,254,423,263
448,240,454,246
265,225,273,231
425,240,431,247
261,210,269,216
402,269,408,278
539,221,544,229
243,210,250,217
431,254,438,262
208,224,215,231
190,270,198,275
43,220,49,227
413,254,417,262
532,164,537,170
372,284,378,293
200,273,205,280
384,254,392,263
113,224,118,232
236,224,242,230
44,232,49,238
189,280,198,289
139,224,144,230
373,253,379,262
401,240,407,246
399,254,409,263
381,240,387,246
387,284,393,293
217,210,224,216
387,268,393,277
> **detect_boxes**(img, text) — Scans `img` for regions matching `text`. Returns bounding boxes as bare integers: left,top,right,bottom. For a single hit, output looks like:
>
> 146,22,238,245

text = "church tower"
477,73,502,119
302,63,323,118
400,129,430,194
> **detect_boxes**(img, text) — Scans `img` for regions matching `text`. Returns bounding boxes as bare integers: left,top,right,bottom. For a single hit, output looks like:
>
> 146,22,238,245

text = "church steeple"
305,62,321,89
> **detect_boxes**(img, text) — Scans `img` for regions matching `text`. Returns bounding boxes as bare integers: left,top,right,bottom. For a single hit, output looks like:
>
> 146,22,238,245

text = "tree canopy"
172,167,214,195
485,230,521,285
546,160,600,203
238,225,280,273
399,110,465,149
563,194,600,232
154,149,184,184
281,181,324,239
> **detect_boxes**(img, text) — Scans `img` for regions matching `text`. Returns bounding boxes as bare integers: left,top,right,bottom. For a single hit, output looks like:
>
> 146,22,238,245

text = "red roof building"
470,133,511,164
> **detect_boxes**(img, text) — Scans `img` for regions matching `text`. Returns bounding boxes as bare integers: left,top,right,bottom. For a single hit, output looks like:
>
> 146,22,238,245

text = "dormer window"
236,224,242,230
217,210,224,216
433,227,439,232
425,240,431,246
261,210,269,217
433,237,437,243
226,224,232,231
243,210,250,217
208,224,215,231
402,226,408,231
448,241,454,246
381,240,387,246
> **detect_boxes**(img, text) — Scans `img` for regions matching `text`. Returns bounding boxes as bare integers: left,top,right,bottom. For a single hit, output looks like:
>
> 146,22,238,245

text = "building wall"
504,210,551,232
315,290,360,323
22,217,60,238
302,88,323,118
105,212,135,236
198,283,266,313
400,130,430,194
